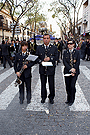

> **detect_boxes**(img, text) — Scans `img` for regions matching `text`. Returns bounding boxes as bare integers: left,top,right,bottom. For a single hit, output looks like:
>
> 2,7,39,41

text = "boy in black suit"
14,41,35,104
63,39,80,106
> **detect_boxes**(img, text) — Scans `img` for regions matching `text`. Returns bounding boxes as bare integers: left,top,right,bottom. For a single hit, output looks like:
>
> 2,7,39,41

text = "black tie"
46,46,48,50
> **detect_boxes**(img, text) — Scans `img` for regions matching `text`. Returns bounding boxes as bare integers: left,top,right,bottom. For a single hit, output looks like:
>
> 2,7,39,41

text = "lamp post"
1,16,4,40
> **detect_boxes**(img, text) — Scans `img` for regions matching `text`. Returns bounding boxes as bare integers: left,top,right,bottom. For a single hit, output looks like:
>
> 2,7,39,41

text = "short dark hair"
2,40,5,44
21,41,28,48
68,39,74,44
43,33,50,38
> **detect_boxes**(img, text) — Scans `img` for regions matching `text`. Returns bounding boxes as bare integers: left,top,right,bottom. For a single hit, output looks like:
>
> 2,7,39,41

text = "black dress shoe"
27,100,31,104
49,99,54,104
65,101,69,104
20,100,23,104
41,99,45,103
68,102,73,106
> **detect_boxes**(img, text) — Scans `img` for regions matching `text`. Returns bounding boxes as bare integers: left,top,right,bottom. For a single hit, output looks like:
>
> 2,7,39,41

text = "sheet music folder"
26,54,38,61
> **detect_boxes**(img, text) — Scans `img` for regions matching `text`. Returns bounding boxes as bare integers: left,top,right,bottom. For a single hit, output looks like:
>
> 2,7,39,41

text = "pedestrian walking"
63,39,80,106
53,38,61,65
58,38,64,60
36,33,58,104
86,38,90,61
80,38,86,60
14,41,35,104
1,40,13,68
15,39,20,53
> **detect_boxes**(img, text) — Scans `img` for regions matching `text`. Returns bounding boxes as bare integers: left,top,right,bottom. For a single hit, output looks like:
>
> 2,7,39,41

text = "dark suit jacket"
1,43,10,56
36,44,58,75
14,51,35,78
63,48,80,76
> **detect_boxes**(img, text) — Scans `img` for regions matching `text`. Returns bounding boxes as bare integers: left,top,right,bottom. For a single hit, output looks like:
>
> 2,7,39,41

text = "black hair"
2,40,5,44
43,33,50,38
21,41,28,47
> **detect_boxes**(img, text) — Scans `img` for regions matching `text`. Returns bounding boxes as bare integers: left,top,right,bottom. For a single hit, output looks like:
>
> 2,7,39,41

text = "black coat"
63,48,80,76
86,43,90,56
1,43,10,56
14,51,35,79
36,44,58,75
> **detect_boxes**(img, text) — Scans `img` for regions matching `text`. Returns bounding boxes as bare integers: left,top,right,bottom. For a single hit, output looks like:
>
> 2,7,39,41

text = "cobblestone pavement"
0,60,90,135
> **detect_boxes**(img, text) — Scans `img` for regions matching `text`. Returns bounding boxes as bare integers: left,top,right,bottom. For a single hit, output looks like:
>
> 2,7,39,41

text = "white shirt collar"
69,48,74,53
44,43,50,49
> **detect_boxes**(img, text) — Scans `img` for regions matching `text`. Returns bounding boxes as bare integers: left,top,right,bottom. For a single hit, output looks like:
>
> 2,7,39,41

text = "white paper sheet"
26,54,38,61
42,62,53,66
64,74,72,77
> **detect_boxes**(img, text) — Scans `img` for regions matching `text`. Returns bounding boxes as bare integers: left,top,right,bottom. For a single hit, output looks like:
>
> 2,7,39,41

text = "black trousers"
65,75,78,103
40,74,55,100
19,77,31,101
3,55,12,68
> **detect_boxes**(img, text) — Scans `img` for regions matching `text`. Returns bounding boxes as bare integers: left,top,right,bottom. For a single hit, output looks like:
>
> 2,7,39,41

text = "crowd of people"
0,38,37,68
0,35,90,106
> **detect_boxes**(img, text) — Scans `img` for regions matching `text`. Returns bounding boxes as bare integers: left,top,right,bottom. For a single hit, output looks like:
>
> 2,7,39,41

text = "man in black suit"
1,40,13,68
36,34,58,104
63,39,80,106
14,41,35,104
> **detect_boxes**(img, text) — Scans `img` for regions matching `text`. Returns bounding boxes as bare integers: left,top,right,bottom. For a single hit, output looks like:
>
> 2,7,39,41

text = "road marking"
0,67,14,83
26,77,49,114
0,67,4,71
80,66,90,80
0,80,19,110
61,66,90,111
0,66,37,110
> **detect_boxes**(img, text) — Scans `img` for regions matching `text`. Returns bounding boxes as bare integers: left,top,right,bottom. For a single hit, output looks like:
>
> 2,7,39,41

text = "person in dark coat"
15,39,20,53
14,41,35,104
53,38,61,65
1,40,13,68
63,39,80,106
29,38,37,55
86,39,90,61
80,38,86,60
36,33,58,104
58,38,64,60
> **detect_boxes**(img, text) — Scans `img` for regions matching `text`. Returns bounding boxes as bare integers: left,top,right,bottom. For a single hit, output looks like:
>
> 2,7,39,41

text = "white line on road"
0,66,37,110
0,67,4,71
26,77,49,114
0,67,14,83
80,66,90,80
61,66,90,111
0,80,19,110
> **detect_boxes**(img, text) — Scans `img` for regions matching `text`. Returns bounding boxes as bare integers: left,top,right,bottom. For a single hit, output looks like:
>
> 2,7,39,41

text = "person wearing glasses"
63,39,80,106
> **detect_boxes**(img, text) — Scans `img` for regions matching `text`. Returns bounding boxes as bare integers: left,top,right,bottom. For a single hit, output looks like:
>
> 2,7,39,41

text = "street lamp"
1,16,4,40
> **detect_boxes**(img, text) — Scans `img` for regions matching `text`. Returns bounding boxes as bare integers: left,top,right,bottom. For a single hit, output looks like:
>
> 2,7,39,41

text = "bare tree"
49,0,83,39
0,0,37,38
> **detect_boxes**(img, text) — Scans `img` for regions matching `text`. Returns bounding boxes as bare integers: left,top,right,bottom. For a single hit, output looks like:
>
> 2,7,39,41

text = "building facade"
82,0,90,38
0,9,12,43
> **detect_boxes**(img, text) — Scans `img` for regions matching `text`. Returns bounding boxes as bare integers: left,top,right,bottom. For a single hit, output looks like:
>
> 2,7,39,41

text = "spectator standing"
1,40,13,68
80,38,86,60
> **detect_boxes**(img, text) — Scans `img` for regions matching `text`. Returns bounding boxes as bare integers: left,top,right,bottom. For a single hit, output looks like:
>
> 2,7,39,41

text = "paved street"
0,60,90,135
